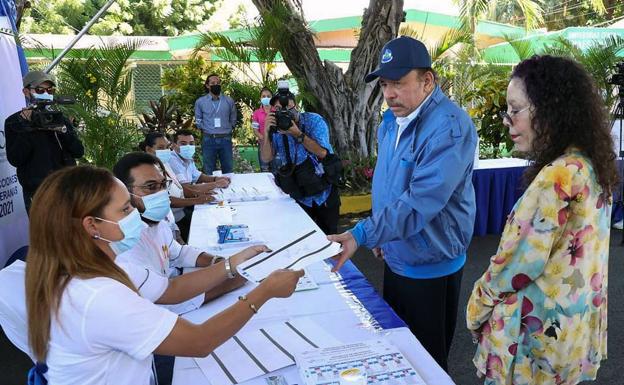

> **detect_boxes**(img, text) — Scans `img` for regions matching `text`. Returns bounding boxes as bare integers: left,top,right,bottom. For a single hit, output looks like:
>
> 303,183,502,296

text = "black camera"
608,61,624,88
28,96,75,133
271,80,294,132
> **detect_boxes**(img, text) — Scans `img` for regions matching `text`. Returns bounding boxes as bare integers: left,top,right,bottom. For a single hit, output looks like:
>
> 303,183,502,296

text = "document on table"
215,173,286,202
236,229,341,283
194,318,340,385
296,339,426,385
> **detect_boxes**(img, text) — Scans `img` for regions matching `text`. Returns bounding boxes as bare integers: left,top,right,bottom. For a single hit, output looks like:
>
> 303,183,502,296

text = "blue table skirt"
472,160,623,237
329,259,406,330
472,166,525,237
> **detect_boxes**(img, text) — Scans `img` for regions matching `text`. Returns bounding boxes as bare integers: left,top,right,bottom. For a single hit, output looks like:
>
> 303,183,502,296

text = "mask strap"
94,216,117,225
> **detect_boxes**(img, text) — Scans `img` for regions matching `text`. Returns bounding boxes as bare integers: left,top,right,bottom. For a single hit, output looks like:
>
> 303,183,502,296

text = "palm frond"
515,0,544,31
430,28,473,63
399,25,423,40
587,0,606,15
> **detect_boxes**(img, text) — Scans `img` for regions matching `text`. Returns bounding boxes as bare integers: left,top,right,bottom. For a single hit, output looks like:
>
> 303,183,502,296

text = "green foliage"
463,65,514,159
161,57,233,116
56,41,143,169
21,0,220,36
189,16,286,146
341,155,377,196
232,147,256,174
139,96,193,136
541,35,624,111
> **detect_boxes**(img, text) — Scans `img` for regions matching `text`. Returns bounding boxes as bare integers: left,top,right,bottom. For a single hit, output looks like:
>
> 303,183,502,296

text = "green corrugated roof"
167,8,527,52
482,27,624,64
210,48,351,63
25,48,174,60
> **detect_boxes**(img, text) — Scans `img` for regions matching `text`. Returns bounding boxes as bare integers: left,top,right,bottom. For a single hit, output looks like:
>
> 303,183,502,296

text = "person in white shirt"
167,129,231,241
141,133,214,229
113,151,258,315
21,165,303,385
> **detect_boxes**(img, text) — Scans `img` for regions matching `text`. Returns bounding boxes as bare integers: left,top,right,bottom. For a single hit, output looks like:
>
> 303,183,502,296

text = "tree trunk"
251,0,404,159
14,0,28,30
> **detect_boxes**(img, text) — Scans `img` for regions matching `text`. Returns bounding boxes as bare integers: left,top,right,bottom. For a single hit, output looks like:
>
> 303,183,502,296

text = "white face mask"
33,91,53,102
95,209,147,255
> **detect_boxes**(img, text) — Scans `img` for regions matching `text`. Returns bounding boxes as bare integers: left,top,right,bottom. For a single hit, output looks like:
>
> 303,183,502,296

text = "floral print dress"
466,149,611,385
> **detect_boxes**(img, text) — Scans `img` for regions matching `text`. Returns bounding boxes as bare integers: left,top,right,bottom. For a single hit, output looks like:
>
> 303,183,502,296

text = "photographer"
260,87,341,234
5,71,84,213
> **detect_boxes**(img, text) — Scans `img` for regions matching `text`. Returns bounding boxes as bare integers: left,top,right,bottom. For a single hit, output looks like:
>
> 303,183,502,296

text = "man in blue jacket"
329,36,477,371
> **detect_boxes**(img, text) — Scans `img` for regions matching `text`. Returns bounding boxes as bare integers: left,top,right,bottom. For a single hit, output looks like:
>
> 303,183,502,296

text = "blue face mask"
96,209,147,255
136,189,170,222
155,149,172,164
33,92,53,102
261,97,271,106
179,145,195,160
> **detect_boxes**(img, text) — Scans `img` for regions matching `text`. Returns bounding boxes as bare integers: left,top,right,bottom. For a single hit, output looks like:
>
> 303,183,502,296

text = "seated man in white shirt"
112,152,258,314
168,129,231,240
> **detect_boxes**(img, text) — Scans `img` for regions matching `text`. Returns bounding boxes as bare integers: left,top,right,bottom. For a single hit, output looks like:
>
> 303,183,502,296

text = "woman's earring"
92,233,100,240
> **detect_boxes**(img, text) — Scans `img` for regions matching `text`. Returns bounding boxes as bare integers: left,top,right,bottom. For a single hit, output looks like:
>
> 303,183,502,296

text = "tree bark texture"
251,0,404,158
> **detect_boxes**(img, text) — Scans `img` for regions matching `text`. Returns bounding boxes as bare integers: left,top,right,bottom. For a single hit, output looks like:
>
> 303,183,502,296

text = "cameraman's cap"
364,36,431,83
23,71,56,88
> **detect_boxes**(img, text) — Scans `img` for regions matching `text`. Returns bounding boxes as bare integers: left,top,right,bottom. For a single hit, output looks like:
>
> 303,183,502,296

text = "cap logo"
381,49,393,64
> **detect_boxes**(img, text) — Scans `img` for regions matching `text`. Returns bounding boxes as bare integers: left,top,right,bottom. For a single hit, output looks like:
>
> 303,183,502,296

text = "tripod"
611,97,624,244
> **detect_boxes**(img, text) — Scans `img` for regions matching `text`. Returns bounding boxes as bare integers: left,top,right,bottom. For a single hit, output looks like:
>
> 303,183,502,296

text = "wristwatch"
296,132,305,144
224,257,235,279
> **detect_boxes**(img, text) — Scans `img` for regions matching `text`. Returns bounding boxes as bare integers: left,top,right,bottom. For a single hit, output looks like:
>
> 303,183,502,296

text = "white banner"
613,119,624,159
0,16,29,267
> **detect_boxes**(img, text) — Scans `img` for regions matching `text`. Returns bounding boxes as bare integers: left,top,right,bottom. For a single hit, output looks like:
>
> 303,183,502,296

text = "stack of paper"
236,229,341,283
194,318,340,385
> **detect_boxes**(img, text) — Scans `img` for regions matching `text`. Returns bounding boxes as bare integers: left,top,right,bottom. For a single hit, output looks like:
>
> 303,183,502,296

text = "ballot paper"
194,318,340,385
296,339,426,385
295,269,319,292
214,173,286,202
236,229,341,283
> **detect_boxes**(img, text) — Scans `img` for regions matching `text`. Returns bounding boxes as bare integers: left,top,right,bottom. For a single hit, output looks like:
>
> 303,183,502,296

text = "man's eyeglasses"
31,87,56,95
498,106,530,125
130,179,172,193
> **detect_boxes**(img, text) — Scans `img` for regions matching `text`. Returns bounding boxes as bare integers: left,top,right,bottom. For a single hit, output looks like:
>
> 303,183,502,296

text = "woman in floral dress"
466,55,619,385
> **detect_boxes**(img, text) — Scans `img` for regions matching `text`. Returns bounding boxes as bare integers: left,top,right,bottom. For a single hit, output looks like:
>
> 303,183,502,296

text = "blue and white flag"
0,0,29,267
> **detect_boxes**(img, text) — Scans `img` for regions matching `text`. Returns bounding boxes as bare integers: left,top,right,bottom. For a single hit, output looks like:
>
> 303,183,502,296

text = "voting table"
472,158,624,236
172,173,455,385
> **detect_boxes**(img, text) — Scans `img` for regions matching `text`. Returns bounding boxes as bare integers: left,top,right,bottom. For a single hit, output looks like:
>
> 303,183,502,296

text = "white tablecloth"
475,157,528,170
172,173,455,385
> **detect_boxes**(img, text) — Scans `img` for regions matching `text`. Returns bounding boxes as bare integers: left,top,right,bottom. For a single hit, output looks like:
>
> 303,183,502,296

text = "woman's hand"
229,245,272,271
259,269,304,298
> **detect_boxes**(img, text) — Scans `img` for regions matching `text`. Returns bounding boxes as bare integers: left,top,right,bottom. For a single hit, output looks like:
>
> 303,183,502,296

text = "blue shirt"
271,112,333,207
194,94,237,135
350,86,477,279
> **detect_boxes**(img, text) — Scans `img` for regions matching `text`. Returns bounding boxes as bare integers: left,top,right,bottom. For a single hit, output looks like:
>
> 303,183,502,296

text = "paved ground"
0,217,621,384
340,214,623,385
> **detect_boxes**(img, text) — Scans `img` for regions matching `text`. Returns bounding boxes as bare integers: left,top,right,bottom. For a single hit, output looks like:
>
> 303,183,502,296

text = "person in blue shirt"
194,74,238,175
260,91,341,234
329,36,477,371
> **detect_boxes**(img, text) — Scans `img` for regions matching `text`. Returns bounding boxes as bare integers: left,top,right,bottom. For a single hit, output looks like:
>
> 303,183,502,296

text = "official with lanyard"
194,74,237,175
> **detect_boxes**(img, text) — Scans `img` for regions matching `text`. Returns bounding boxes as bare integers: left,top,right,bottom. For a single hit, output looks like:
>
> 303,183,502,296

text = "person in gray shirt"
194,74,237,174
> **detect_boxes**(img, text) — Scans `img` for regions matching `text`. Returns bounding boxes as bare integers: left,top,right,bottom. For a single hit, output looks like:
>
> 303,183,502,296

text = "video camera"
608,61,624,91
271,80,294,132
27,96,75,133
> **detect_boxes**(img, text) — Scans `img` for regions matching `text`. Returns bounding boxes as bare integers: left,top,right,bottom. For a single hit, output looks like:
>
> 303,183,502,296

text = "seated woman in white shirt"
24,165,302,385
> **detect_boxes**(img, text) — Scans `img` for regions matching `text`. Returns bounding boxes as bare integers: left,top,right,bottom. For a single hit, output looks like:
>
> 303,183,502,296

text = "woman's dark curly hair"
512,55,619,194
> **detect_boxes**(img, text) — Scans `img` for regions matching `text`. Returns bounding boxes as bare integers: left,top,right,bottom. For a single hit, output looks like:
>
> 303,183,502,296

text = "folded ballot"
236,229,341,283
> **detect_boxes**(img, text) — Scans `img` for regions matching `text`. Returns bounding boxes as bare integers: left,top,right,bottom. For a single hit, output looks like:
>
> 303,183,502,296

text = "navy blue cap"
365,36,432,83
